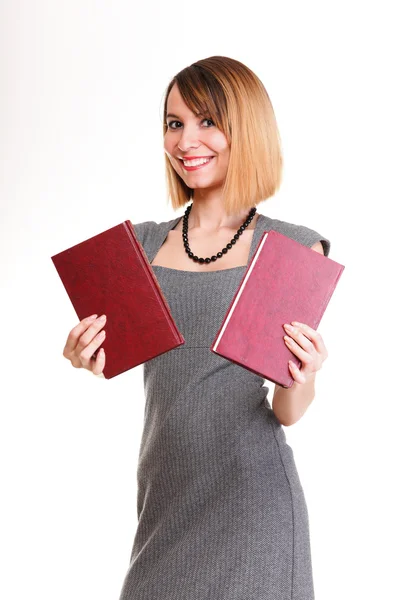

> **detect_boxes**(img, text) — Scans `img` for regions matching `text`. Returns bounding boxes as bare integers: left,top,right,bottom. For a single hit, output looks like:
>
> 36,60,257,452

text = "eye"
166,118,215,130
166,120,181,130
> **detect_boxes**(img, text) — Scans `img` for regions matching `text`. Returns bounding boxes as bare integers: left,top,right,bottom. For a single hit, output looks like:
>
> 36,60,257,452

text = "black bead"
181,201,257,266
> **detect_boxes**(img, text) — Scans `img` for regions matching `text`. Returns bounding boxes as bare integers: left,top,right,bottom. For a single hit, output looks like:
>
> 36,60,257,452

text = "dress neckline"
150,213,270,275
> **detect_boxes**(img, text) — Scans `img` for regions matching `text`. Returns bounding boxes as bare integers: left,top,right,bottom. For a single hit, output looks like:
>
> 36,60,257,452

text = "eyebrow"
166,111,205,120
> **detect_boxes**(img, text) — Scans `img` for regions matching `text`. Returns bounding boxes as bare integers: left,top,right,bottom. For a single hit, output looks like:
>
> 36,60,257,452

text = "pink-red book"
211,230,345,388
51,220,185,379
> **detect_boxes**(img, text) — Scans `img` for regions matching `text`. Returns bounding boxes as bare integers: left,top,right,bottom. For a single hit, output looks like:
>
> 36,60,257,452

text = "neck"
186,197,256,233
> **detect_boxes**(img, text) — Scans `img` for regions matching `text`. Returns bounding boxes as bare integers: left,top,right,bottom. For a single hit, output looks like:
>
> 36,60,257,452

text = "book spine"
123,220,185,344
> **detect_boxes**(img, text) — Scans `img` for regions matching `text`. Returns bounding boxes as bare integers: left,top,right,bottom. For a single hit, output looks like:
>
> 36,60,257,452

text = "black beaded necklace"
182,202,257,265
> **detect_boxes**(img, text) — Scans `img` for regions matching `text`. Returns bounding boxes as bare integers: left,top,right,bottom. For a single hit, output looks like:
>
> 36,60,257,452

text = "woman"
63,56,331,599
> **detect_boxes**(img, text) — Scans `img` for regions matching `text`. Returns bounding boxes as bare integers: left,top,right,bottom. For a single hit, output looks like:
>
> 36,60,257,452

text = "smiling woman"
113,56,332,600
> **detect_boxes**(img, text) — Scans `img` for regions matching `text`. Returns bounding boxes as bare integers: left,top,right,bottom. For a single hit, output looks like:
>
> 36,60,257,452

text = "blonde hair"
162,56,283,216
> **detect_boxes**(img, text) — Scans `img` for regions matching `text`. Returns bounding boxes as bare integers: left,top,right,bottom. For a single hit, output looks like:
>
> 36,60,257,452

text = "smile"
180,157,215,171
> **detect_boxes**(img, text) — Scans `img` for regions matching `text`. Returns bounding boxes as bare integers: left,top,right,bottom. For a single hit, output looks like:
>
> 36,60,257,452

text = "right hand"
63,313,107,376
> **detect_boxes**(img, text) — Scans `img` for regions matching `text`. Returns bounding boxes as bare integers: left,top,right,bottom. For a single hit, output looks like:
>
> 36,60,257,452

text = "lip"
178,156,215,160
179,156,215,171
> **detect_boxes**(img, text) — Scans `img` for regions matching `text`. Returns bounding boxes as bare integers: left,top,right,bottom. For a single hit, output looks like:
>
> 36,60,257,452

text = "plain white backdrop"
1,1,399,599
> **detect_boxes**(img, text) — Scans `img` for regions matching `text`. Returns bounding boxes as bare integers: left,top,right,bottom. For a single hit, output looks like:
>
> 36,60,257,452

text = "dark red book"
211,229,345,388
51,220,185,379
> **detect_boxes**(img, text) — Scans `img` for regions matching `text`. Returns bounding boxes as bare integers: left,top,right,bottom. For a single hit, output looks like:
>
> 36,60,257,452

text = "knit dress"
118,212,331,600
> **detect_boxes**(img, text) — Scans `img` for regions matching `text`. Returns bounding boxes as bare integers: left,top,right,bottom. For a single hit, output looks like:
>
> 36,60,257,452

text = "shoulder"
131,220,158,247
132,217,178,247
259,214,331,257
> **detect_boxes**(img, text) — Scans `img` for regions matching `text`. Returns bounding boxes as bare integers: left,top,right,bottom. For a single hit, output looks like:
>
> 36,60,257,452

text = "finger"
92,348,106,376
63,314,99,357
283,335,313,365
290,322,326,355
284,326,315,354
288,360,306,384
283,323,315,355
79,329,106,368
73,315,107,357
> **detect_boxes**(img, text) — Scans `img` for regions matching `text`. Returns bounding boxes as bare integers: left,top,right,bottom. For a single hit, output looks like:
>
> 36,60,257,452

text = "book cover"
51,220,185,379
211,230,345,388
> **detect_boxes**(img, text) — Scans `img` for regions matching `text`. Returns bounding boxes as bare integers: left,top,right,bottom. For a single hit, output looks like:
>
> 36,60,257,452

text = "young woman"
63,56,331,599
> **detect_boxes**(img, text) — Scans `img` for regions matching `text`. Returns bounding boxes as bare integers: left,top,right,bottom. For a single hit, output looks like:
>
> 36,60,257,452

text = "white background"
1,1,399,599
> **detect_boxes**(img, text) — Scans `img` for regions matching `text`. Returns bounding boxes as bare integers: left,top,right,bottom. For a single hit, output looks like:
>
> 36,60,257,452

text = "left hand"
282,321,328,384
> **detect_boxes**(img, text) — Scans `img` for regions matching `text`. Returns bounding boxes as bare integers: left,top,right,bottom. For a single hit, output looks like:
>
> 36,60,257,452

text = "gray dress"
118,213,331,600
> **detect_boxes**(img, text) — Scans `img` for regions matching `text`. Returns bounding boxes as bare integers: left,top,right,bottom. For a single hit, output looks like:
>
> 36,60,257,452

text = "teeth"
183,157,213,167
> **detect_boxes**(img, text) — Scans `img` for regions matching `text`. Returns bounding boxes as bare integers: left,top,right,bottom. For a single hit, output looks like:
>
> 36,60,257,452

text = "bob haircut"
162,55,283,216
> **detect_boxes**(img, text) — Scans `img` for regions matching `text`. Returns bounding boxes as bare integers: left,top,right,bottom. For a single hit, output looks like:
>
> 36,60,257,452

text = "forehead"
166,83,212,120
167,84,191,113
166,82,219,124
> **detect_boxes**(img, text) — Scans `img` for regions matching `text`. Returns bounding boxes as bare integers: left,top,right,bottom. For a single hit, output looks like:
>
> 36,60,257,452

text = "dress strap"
147,217,180,264
246,214,274,267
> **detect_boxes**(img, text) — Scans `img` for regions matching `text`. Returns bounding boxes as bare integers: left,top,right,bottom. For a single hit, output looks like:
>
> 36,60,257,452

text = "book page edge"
212,232,269,351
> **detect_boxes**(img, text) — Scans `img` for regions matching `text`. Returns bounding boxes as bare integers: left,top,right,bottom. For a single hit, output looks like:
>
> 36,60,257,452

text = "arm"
272,241,327,426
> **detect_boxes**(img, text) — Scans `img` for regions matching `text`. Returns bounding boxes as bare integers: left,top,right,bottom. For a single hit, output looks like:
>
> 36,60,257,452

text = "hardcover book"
211,230,345,388
51,220,185,379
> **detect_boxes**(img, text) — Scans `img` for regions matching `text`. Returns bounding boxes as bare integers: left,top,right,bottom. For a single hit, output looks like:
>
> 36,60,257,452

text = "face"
164,83,230,192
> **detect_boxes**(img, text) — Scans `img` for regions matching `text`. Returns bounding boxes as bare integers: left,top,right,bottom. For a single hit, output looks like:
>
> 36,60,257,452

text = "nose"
176,123,201,152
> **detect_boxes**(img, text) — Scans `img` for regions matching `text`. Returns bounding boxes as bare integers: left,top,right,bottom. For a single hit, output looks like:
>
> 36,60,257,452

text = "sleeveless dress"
118,212,331,600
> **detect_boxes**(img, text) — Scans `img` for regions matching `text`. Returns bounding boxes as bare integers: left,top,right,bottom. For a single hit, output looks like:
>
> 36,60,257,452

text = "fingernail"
88,314,98,320
99,314,107,321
